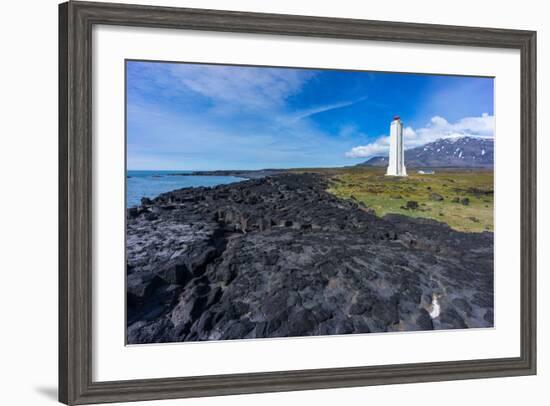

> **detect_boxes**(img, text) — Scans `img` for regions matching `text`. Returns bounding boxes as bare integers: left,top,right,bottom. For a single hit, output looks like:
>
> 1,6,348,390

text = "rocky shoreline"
126,173,494,344
168,169,285,179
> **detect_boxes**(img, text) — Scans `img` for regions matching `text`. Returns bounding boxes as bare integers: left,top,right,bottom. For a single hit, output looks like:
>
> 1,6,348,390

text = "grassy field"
292,167,493,233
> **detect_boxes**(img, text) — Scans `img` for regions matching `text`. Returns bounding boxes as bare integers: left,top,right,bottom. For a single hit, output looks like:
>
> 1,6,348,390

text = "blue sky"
126,61,494,170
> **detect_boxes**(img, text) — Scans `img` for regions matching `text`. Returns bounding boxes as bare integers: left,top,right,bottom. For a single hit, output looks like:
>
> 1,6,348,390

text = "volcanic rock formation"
126,173,494,344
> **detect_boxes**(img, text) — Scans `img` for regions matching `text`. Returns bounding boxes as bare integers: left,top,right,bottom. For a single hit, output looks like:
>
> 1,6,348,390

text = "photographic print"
126,60,494,344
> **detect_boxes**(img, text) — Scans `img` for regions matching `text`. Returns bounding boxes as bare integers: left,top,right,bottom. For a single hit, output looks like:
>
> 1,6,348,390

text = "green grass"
293,166,493,233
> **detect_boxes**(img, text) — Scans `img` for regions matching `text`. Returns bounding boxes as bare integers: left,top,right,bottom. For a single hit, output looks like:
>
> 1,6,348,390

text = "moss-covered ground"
290,167,493,233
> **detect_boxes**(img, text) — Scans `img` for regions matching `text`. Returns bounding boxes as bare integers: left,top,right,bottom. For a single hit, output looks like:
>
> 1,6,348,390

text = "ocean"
126,170,246,208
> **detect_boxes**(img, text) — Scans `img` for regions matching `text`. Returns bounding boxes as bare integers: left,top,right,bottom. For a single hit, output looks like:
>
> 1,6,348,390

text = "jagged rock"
429,192,444,201
416,309,434,330
126,272,165,305
453,297,473,315
405,201,419,210
141,197,153,206
155,264,191,286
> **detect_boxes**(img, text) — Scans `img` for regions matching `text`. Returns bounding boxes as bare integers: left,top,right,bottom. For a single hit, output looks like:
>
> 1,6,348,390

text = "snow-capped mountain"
359,136,494,168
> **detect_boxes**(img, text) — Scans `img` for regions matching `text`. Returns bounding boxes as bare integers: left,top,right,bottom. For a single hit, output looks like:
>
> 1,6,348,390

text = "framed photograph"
59,1,536,404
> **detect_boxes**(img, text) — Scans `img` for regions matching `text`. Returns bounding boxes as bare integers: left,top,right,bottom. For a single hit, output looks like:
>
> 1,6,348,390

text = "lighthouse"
386,116,407,177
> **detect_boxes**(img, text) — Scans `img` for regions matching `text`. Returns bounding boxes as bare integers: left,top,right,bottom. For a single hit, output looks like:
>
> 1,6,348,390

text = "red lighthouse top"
393,115,400,121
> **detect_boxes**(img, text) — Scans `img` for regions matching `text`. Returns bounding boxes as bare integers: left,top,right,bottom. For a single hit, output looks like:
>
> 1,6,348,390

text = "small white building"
386,116,407,177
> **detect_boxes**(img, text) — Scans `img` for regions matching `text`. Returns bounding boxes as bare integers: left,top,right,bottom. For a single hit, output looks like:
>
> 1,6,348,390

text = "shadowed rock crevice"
126,173,493,344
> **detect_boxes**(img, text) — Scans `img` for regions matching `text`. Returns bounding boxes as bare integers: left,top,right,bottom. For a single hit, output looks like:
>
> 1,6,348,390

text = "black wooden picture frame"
59,1,537,404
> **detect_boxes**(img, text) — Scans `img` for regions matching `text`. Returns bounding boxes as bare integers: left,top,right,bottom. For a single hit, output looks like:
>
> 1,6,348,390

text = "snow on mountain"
359,136,494,168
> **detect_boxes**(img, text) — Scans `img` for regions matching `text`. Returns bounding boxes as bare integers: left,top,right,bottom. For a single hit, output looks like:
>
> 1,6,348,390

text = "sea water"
126,170,246,208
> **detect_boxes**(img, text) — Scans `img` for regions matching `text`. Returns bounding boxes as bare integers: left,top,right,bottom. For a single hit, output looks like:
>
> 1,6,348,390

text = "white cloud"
345,138,390,158
345,113,494,158
168,64,315,111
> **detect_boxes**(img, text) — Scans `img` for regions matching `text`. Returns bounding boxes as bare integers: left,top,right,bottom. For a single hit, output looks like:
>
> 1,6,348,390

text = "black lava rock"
126,173,494,344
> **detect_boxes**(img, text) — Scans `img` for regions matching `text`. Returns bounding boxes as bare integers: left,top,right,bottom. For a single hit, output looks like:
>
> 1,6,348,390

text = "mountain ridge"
359,136,494,168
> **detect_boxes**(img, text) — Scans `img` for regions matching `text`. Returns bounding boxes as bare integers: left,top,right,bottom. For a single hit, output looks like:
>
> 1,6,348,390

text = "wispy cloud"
345,113,494,158
290,97,368,123
126,97,360,170
144,63,316,111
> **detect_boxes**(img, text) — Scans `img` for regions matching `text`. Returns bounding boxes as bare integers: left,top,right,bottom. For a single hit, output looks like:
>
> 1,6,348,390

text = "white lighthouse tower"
386,116,407,177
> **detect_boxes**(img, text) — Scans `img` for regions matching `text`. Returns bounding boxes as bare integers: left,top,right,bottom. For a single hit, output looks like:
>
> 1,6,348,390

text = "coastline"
167,169,287,179
135,166,494,232
126,171,248,208
126,172,494,344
